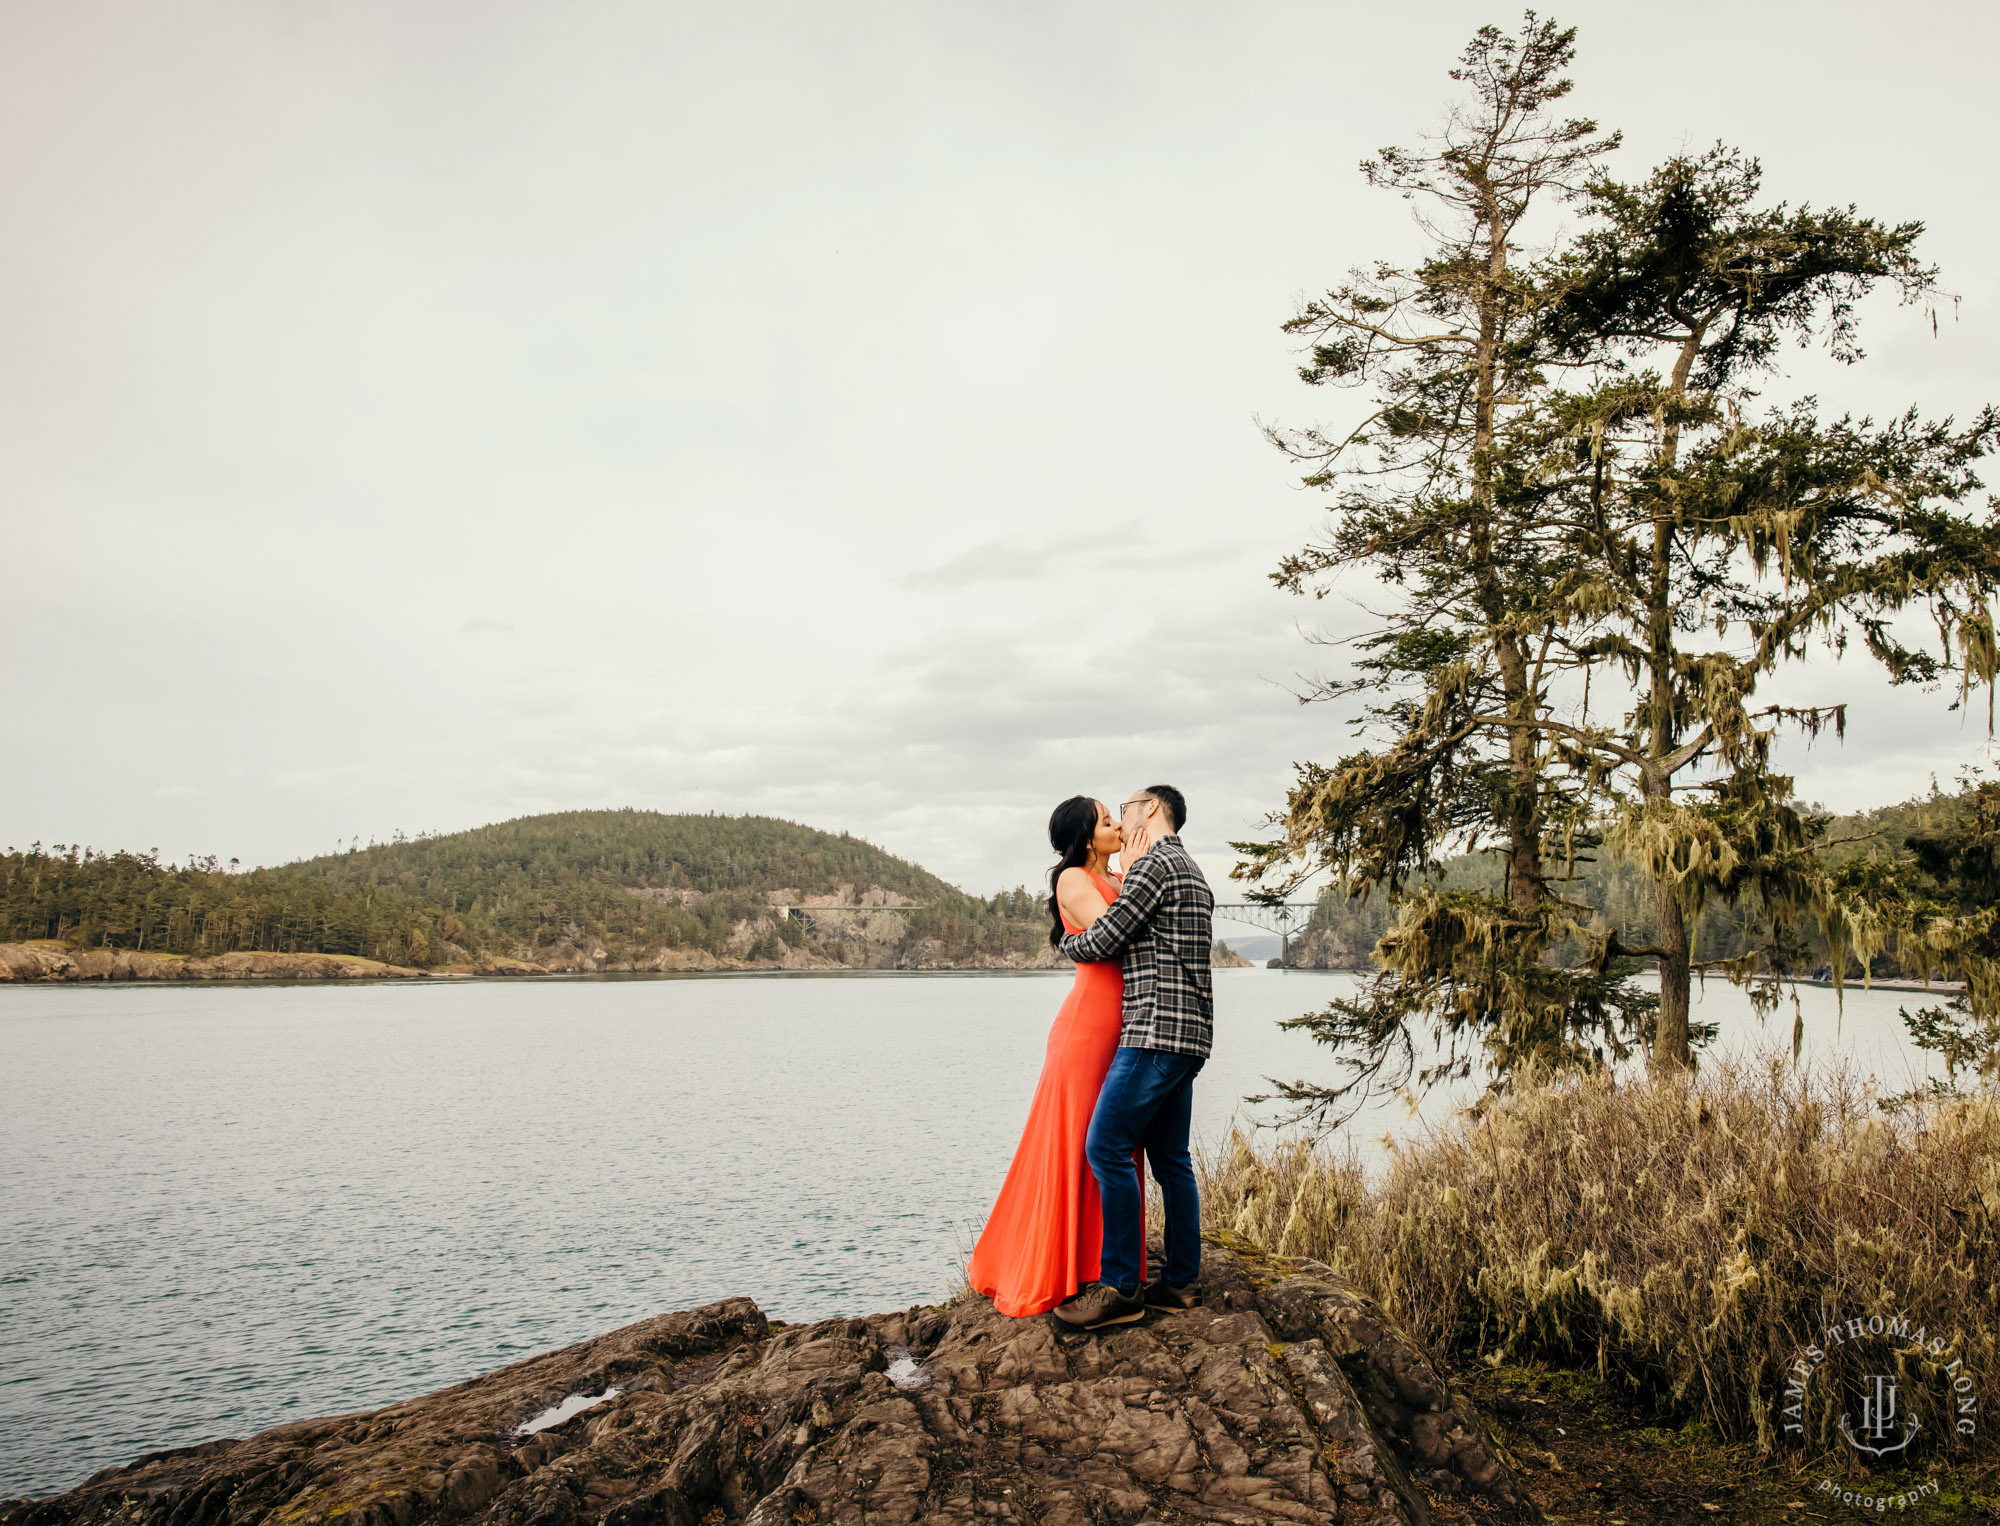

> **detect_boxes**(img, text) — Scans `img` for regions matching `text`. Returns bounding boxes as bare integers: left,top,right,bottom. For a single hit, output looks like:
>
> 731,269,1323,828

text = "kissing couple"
966,784,1215,1332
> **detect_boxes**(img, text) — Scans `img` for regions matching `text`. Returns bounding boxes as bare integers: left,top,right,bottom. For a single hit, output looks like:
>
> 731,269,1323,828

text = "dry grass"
1200,1056,2000,1457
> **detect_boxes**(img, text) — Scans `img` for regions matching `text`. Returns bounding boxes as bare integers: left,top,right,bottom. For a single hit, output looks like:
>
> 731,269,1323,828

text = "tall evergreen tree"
1240,15,1642,1122
1526,148,2000,1066
1245,15,2000,1119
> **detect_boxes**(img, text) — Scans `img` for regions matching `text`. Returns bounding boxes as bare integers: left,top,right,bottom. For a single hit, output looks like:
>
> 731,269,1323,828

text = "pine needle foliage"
1239,13,2000,1119
1240,15,1646,1124
1526,146,2000,1065
1841,780,2000,1098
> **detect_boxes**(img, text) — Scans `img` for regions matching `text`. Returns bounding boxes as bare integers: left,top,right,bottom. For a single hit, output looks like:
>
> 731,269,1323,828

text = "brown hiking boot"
1143,1277,1199,1310
1051,1281,1145,1331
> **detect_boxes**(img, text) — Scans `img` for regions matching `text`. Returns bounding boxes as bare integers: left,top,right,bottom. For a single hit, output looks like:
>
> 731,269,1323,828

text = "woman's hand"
1121,817,1157,867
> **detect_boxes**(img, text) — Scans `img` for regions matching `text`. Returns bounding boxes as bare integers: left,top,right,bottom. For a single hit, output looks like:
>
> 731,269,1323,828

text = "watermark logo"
1840,1374,1919,1457
1776,1310,1980,1514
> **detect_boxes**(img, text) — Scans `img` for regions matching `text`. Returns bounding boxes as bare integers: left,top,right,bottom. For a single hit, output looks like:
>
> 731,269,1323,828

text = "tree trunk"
1644,517,1691,1072
1650,867,1692,1071
1642,331,1707,1072
1469,194,1545,923
1495,640,1545,918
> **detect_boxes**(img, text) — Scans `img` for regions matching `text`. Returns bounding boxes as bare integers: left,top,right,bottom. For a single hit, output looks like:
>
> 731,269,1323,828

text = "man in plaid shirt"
1052,783,1214,1331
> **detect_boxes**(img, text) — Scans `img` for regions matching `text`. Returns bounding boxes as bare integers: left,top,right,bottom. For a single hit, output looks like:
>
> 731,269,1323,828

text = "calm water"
0,969,1944,1498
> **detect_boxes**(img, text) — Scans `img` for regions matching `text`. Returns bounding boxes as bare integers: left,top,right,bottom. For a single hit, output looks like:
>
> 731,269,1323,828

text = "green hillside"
281,809,959,906
0,811,1046,972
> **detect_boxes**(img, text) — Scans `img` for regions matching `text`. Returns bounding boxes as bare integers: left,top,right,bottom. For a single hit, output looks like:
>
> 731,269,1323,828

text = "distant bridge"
1212,902,1319,963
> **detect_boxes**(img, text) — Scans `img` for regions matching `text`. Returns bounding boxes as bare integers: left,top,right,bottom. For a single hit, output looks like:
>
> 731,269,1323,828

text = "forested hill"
1286,789,1978,975
279,810,961,905
0,811,1048,975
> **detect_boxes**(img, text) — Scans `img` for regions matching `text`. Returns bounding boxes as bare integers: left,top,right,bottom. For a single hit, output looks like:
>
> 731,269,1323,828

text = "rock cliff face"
2,1247,1534,1526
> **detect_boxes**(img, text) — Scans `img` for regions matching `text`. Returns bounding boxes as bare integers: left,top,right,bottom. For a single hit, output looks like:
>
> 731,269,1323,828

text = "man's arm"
1058,853,1168,963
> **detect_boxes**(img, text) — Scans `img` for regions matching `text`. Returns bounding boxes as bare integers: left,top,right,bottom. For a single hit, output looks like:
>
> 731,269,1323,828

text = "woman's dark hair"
1046,795,1100,948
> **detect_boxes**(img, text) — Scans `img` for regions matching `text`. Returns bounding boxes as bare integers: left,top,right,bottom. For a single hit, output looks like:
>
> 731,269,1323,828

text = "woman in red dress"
967,796,1143,1317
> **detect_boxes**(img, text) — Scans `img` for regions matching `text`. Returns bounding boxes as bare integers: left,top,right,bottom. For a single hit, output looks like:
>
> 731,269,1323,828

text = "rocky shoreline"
0,1245,1535,1526
0,942,434,983
0,941,1068,984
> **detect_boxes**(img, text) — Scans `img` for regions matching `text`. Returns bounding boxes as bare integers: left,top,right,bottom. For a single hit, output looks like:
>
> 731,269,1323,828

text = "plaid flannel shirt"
1058,834,1215,1057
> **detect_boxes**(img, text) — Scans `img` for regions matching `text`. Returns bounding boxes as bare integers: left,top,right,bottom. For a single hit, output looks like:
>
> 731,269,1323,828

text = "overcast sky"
4,0,1996,896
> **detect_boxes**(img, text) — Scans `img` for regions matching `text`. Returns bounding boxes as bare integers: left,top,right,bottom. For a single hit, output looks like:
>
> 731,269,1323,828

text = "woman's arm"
1055,867,1112,930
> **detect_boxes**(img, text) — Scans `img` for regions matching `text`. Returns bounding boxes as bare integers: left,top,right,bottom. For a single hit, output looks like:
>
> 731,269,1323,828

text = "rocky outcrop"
0,943,428,982
440,957,551,978
2,1246,1534,1526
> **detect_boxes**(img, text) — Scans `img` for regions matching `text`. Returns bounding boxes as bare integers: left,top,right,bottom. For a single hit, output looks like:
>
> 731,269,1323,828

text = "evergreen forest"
0,810,1049,971
1287,788,1982,981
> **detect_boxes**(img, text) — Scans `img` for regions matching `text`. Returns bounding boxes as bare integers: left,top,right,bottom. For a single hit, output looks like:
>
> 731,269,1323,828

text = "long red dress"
967,868,1144,1316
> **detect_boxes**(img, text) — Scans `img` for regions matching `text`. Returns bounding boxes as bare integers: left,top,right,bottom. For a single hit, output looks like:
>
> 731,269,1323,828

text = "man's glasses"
1118,797,1154,816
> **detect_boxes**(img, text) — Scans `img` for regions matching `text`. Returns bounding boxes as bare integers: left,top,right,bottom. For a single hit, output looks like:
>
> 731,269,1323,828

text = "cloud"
898,524,1248,591
435,572,1353,893
2,0,1994,894
898,527,1129,590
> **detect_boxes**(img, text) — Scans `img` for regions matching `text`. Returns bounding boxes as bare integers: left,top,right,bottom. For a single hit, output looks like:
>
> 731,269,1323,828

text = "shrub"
1201,1058,2000,1456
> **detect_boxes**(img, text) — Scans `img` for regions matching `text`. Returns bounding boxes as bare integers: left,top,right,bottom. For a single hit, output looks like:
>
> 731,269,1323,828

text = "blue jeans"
1085,1046,1204,1295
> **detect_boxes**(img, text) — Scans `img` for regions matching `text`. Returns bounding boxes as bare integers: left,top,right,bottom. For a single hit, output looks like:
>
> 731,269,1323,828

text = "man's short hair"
1143,784,1187,832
